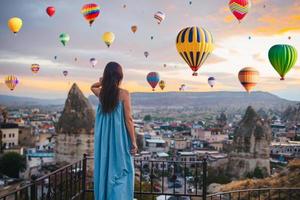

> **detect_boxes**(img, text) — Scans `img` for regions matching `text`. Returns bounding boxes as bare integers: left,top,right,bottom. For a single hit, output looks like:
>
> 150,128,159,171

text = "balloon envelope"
154,11,165,24
208,77,216,88
147,72,160,91
31,64,40,74
131,25,137,33
144,51,149,58
159,80,166,90
81,3,100,26
8,17,23,34
90,58,98,67
268,44,298,80
238,67,259,93
59,33,70,46
5,75,18,91
102,32,115,47
63,70,68,77
229,0,251,22
46,6,55,17
176,27,214,76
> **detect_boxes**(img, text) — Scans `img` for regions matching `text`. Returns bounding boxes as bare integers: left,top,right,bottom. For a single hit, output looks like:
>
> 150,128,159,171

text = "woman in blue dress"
91,62,137,200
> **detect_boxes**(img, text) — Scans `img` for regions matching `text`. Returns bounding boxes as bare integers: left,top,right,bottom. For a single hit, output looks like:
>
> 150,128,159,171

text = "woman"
91,62,137,200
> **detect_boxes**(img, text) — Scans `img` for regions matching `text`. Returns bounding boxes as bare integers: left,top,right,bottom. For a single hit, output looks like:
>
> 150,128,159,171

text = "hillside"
217,160,300,198
89,91,296,110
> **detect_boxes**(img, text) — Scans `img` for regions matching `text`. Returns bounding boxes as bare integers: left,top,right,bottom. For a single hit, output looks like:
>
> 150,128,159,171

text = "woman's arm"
90,81,102,97
123,90,138,155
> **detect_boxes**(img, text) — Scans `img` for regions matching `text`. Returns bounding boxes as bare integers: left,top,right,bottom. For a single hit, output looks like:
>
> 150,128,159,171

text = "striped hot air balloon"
5,75,18,91
238,67,259,93
159,80,166,90
176,27,214,76
229,0,251,22
147,72,160,91
154,11,165,24
63,70,68,77
131,25,137,33
31,64,40,74
81,3,100,26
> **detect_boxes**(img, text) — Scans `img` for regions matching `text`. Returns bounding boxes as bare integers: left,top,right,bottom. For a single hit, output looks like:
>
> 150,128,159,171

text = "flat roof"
146,139,165,144
156,152,169,157
178,152,196,156
0,123,18,129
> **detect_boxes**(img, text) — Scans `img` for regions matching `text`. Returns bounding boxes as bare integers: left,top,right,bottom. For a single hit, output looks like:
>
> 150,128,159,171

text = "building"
145,138,166,153
0,123,19,150
177,151,197,167
270,141,300,159
191,128,210,140
172,138,190,150
18,126,35,148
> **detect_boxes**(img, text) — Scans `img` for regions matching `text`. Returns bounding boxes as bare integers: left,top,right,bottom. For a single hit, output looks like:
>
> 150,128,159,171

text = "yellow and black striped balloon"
176,27,214,76
238,67,259,93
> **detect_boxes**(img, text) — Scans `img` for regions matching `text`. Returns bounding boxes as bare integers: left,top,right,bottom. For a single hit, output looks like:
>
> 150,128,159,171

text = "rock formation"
55,83,95,164
228,106,272,178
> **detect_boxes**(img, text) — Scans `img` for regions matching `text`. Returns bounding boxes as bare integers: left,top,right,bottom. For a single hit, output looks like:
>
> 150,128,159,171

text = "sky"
0,0,300,100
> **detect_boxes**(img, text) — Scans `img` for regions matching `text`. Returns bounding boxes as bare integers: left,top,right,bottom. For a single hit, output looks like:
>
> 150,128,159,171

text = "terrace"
0,154,300,200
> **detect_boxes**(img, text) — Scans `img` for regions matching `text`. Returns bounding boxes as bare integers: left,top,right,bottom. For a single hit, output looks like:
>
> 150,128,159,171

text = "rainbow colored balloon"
81,3,100,26
146,72,160,91
229,0,251,22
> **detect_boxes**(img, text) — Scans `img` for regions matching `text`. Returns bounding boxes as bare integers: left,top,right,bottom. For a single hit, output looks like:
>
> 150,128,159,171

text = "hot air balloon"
268,44,298,80
159,80,166,90
102,32,115,47
59,33,70,46
163,64,167,68
288,36,291,40
54,56,57,60
8,17,23,34
229,0,251,23
5,75,18,91
176,27,214,76
189,1,192,5
180,84,187,91
31,64,40,74
238,67,259,93
81,3,100,26
131,25,137,33
150,36,154,40
123,4,127,8
208,77,216,88
154,11,166,24
63,70,68,77
144,51,149,58
90,58,98,67
46,6,55,17
74,57,78,62
147,72,160,91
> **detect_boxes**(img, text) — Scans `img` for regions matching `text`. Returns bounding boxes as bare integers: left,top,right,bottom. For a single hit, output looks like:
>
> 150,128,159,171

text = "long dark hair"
100,62,123,113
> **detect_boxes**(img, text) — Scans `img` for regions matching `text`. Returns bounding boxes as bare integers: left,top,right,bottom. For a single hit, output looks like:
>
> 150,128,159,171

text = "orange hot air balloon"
131,25,137,33
238,67,259,93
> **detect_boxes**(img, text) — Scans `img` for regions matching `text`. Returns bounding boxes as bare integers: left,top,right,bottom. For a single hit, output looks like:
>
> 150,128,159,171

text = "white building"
1,123,19,149
145,138,166,153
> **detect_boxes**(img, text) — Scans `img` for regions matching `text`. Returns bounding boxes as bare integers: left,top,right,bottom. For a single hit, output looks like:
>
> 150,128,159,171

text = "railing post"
82,154,87,200
30,180,36,200
202,158,207,200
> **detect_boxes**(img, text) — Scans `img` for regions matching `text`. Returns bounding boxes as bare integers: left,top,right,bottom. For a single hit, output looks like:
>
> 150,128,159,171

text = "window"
9,134,11,138
12,134,15,138
3,134,6,138
12,142,14,146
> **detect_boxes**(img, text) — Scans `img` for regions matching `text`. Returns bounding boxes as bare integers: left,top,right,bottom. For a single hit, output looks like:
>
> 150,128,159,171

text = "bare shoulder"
119,88,130,101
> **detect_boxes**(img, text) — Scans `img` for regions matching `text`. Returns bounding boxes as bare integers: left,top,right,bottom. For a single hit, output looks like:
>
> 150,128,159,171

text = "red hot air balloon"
46,6,55,17
146,72,160,91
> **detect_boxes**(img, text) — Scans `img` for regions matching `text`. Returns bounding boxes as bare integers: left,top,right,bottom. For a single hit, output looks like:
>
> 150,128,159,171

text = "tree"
143,115,152,122
0,152,26,178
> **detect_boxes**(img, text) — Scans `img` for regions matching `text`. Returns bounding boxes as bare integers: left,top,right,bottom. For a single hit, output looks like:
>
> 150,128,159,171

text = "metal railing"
1,154,300,200
0,155,87,200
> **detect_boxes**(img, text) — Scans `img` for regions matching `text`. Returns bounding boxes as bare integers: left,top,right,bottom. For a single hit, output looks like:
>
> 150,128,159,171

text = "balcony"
0,155,300,200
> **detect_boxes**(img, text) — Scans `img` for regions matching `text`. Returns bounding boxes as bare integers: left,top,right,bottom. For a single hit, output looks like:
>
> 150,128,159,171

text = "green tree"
143,115,152,122
0,152,26,178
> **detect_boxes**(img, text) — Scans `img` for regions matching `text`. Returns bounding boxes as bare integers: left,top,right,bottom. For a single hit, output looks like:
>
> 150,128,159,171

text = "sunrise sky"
0,0,300,100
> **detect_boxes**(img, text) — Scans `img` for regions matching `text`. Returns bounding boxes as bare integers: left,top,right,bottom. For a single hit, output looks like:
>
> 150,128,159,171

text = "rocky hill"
56,83,95,135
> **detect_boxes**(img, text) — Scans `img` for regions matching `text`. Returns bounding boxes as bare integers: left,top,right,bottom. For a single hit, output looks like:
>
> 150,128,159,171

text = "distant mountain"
89,91,297,110
0,95,65,107
1,91,296,111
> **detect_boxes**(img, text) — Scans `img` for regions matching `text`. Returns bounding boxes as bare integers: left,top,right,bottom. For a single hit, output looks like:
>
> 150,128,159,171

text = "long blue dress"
94,101,134,200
